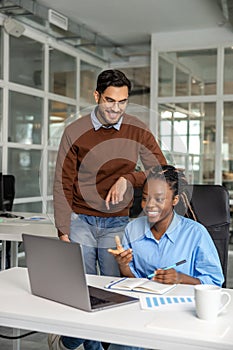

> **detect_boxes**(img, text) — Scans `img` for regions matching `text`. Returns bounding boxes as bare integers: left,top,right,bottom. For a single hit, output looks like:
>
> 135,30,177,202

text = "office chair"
129,187,144,218
175,184,230,288
0,174,16,269
2,174,15,211
129,184,230,288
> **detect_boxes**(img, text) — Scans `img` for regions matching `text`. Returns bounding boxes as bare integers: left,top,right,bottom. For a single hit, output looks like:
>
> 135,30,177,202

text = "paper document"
140,295,195,310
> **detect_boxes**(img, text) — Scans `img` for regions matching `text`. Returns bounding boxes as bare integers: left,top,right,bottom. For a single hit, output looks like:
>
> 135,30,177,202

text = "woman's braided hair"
146,165,197,221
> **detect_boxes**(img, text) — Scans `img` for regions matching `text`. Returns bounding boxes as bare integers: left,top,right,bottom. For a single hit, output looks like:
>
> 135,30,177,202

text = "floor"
0,243,233,350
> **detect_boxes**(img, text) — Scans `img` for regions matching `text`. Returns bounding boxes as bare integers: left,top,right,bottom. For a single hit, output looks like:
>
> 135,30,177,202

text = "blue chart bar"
146,297,152,308
141,295,195,309
153,297,159,306
159,297,166,305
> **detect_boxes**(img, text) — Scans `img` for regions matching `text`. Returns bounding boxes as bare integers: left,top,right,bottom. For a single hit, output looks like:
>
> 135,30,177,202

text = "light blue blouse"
122,212,224,286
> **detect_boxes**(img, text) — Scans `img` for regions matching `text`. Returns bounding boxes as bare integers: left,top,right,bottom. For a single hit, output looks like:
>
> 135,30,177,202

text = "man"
53,69,166,276
49,70,166,349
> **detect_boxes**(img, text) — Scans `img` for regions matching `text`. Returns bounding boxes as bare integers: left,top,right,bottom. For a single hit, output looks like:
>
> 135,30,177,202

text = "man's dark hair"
96,69,131,95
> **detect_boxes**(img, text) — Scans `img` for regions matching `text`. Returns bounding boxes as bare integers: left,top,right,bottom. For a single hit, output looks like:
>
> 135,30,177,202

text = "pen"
147,259,187,279
106,277,127,289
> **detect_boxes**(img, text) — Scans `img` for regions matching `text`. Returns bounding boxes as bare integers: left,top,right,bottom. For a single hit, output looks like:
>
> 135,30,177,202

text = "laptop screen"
23,234,138,311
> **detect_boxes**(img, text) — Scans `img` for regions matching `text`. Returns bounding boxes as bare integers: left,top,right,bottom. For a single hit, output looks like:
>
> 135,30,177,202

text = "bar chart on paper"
140,295,195,310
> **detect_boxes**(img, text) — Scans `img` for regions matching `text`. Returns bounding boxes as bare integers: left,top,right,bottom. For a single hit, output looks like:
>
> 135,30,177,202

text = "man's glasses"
101,95,128,108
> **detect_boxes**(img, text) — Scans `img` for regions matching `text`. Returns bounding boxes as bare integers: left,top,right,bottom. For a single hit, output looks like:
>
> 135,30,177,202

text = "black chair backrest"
129,187,144,218
130,184,230,288
2,175,15,211
175,184,230,288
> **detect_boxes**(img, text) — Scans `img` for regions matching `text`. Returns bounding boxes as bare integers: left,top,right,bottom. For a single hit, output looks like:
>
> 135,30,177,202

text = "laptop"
22,234,138,312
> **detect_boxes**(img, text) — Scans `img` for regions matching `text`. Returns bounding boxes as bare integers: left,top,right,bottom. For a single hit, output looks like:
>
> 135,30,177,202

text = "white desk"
0,267,233,350
0,213,57,269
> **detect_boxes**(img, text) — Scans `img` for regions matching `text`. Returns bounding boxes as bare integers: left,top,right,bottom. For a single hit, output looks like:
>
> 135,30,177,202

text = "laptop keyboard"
90,295,110,307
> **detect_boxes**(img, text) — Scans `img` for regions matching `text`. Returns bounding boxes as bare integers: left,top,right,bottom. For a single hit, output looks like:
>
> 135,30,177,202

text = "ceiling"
37,0,226,43
0,0,230,61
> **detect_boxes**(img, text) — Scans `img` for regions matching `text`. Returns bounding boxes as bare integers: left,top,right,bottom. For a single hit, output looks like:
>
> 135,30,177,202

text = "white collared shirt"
91,108,123,131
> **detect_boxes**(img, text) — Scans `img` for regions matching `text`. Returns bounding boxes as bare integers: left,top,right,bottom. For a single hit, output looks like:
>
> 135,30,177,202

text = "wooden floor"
0,243,233,350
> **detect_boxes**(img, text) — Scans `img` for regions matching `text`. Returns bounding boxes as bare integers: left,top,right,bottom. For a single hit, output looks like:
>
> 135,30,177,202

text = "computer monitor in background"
0,173,22,218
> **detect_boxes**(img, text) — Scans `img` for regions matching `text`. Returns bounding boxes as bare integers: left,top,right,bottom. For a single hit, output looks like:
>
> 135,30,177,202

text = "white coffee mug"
194,284,231,321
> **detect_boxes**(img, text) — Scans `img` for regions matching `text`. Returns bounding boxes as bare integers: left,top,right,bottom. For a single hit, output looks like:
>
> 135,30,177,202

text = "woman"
109,165,224,286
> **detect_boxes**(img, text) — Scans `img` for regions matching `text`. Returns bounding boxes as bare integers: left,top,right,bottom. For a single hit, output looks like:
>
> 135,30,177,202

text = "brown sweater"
53,113,167,236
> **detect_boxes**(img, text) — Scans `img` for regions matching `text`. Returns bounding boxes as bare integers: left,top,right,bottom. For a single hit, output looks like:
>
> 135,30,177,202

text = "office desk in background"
0,267,233,350
0,213,57,269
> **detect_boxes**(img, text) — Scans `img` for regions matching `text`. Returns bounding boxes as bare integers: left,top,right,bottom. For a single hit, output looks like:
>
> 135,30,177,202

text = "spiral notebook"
105,277,176,294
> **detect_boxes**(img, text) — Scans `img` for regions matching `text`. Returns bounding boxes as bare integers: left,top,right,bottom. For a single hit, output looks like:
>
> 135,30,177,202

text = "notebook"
22,234,138,312
105,277,176,294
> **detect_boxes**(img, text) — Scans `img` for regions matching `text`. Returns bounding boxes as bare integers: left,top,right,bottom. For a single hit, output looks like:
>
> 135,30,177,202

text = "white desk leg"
12,329,20,350
0,242,20,348
1,240,7,270
1,241,18,269
10,241,18,268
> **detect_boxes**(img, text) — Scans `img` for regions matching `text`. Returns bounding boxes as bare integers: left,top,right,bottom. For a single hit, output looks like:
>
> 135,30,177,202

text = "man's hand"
59,234,70,242
105,177,127,210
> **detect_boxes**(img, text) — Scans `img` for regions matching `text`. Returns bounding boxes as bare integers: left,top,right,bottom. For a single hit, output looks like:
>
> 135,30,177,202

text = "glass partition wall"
159,101,216,184
223,101,233,196
3,19,233,213
0,29,2,165
0,20,149,214
151,37,233,216
0,28,2,78
156,49,218,184
151,46,223,184
0,22,104,213
223,48,233,200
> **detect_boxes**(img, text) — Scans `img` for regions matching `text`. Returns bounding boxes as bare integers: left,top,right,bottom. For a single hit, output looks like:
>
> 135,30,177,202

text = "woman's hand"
152,269,200,285
108,235,125,256
152,268,182,284
108,235,134,278
108,235,133,266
